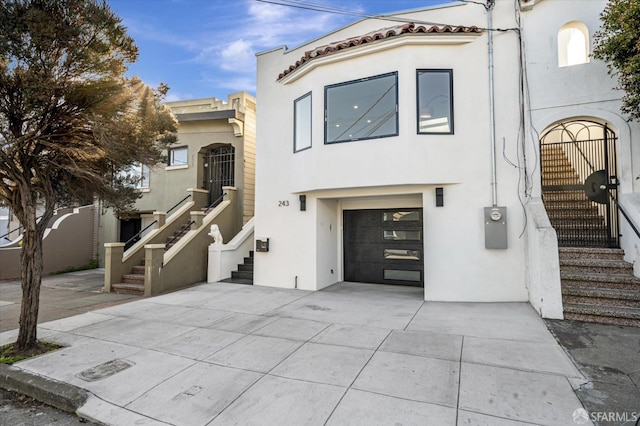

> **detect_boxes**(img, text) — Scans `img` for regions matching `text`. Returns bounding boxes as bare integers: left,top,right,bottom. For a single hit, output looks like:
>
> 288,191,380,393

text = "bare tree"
0,0,177,351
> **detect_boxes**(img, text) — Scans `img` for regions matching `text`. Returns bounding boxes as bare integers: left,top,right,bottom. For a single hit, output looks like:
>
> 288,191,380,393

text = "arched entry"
540,120,619,247
203,145,234,206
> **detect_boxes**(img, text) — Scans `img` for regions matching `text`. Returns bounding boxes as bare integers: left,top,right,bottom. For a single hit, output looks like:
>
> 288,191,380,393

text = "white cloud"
219,39,256,72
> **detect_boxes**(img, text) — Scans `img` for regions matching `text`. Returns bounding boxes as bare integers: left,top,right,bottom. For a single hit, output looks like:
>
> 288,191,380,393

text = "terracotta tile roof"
277,22,482,80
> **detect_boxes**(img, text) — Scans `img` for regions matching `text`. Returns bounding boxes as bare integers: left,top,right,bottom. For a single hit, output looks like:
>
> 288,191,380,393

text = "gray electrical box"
484,207,507,249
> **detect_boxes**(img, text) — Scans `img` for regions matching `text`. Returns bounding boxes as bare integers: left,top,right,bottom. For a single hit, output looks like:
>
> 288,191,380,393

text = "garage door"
343,209,424,287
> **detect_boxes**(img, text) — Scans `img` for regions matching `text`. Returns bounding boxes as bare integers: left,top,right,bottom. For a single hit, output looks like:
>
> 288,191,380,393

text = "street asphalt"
0,270,638,426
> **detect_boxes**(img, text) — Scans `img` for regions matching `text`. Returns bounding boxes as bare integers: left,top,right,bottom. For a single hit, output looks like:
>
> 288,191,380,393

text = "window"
136,164,150,189
119,163,150,189
294,92,312,152
558,22,590,67
325,72,398,144
169,146,188,166
417,70,453,134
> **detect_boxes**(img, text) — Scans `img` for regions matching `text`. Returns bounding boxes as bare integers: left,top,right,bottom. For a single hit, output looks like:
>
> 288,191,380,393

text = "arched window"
558,22,590,67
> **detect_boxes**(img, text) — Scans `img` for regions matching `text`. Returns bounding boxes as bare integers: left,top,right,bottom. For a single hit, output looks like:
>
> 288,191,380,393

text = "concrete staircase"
165,221,192,251
111,221,193,296
541,145,610,247
112,262,145,295
222,251,254,285
560,247,640,326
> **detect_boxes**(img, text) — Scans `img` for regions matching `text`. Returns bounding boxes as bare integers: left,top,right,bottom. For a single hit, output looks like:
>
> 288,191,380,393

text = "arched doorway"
203,145,234,206
540,120,619,247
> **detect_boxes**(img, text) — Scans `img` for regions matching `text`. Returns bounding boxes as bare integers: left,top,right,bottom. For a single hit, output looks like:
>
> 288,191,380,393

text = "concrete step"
543,192,590,201
560,258,633,274
547,212,601,221
112,282,144,296
231,270,253,280
543,200,595,208
122,274,144,284
561,271,640,291
220,277,253,285
549,217,607,231
562,287,640,308
238,263,253,272
131,265,145,275
563,303,640,327
559,247,625,260
541,168,578,175
551,223,608,232
541,178,582,185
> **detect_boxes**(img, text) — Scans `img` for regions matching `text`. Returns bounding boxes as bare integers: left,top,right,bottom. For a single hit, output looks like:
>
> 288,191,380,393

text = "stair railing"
167,193,192,216
123,194,193,250
0,215,44,241
124,220,157,250
615,200,640,241
164,193,227,250
205,193,227,212
165,220,195,249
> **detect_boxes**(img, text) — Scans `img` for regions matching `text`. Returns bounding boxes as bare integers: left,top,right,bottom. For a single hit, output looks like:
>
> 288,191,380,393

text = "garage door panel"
343,208,423,287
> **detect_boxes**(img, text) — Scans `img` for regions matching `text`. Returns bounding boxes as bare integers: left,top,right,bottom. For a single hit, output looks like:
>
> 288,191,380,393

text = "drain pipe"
483,0,508,250
487,0,498,207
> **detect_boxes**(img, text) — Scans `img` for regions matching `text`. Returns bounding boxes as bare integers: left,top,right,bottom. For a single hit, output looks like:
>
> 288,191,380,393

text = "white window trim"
165,164,189,171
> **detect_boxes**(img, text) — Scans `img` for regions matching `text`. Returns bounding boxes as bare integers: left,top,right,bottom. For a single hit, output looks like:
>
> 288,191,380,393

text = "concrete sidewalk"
0,269,139,332
1,280,592,425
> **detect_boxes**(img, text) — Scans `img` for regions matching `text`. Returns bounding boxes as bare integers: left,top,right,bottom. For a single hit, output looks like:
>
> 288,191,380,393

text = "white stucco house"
252,0,640,322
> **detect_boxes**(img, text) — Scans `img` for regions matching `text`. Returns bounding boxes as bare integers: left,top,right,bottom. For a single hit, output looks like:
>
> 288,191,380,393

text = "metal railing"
167,194,192,216
164,221,195,250
124,220,158,250
123,194,193,251
205,193,227,212
615,200,640,242
0,215,44,242
164,193,227,250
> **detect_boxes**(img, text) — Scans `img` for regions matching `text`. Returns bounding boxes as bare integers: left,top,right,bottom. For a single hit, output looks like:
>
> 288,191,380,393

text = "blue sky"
109,0,452,101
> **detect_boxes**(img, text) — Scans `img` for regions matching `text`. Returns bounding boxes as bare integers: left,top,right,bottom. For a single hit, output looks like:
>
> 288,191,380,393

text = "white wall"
255,1,531,302
522,0,640,275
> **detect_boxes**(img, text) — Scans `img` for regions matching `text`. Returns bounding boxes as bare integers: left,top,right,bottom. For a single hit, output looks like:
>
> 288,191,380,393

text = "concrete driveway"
1,280,590,425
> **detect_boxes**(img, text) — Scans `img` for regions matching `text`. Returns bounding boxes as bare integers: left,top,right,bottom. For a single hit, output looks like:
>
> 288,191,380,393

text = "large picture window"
294,92,312,152
325,72,398,144
417,70,453,134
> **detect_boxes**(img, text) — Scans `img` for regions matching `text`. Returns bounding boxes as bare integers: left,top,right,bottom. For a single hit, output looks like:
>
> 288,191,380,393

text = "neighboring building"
254,0,640,322
0,207,10,245
98,92,256,265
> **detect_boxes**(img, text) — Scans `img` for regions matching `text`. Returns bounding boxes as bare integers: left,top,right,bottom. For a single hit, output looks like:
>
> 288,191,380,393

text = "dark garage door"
343,209,424,287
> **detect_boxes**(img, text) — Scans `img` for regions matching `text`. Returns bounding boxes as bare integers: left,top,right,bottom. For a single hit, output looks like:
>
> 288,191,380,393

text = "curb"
0,363,88,413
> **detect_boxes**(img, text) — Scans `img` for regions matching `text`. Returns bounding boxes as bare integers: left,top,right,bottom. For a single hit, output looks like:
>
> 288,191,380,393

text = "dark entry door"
120,217,141,250
203,145,234,206
344,209,424,286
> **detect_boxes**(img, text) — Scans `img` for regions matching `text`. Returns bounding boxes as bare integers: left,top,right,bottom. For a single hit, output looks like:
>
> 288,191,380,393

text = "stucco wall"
97,93,257,266
521,0,640,275
254,1,530,302
0,205,95,280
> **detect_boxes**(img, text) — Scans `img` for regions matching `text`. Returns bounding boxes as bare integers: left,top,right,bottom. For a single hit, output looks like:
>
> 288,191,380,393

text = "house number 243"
278,200,290,207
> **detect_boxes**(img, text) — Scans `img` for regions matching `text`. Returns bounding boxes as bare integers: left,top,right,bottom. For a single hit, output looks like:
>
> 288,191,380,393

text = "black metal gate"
540,120,619,247
203,145,234,205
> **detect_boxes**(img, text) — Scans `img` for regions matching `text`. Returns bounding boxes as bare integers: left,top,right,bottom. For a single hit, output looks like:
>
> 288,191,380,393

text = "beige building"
98,92,255,296
98,91,256,265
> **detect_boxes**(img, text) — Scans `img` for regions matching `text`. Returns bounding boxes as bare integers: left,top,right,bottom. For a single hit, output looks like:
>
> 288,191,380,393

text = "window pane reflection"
383,230,421,240
383,211,420,222
384,249,421,260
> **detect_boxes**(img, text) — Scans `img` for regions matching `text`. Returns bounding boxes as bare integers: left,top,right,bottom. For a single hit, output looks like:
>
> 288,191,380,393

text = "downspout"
488,0,498,206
